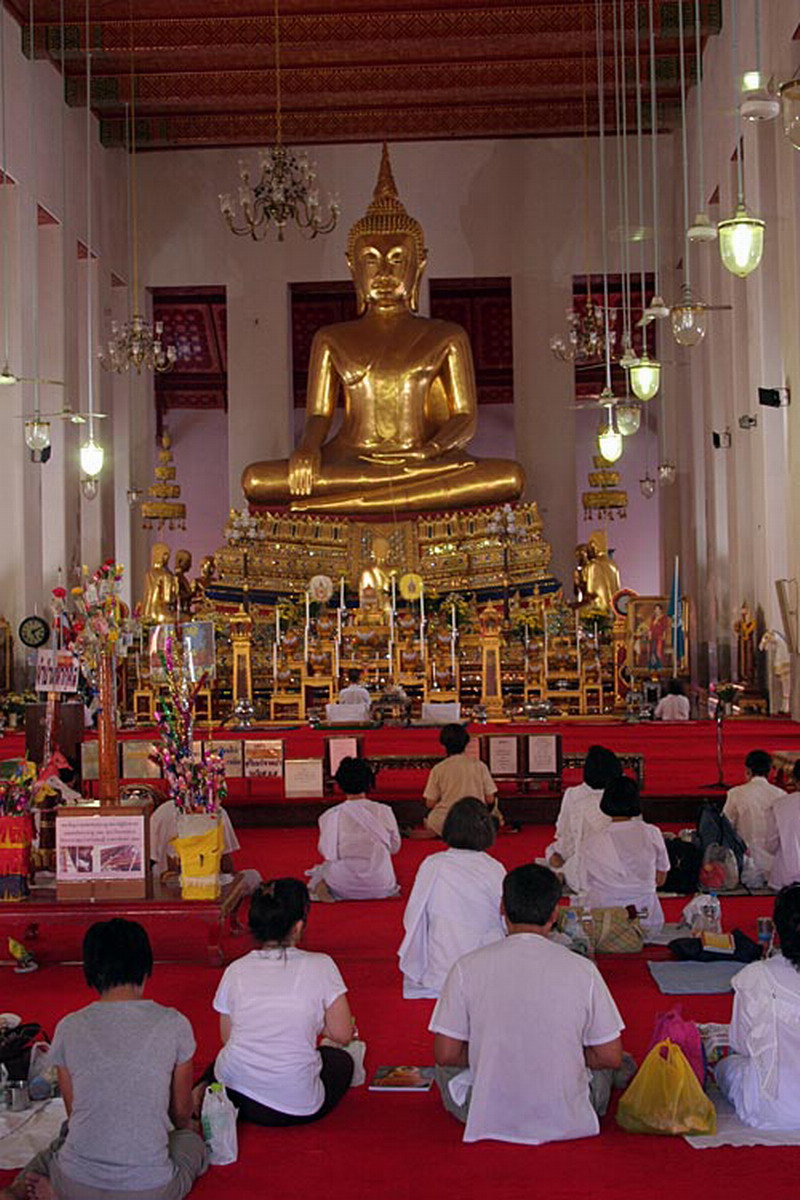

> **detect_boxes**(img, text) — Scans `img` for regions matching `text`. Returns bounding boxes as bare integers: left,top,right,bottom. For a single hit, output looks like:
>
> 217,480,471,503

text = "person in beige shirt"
413,724,500,838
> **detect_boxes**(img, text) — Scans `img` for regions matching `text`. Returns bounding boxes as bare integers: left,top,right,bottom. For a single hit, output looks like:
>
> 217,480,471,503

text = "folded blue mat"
647,960,744,995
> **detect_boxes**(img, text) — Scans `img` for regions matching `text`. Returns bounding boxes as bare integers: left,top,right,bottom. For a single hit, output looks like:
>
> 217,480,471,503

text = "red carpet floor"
3,824,799,1200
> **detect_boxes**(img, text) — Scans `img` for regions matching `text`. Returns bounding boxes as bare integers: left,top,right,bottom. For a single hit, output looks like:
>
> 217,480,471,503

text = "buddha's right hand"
288,449,321,496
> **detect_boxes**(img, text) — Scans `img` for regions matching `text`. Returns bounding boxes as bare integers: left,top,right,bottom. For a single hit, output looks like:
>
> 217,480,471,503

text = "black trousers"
201,1045,354,1127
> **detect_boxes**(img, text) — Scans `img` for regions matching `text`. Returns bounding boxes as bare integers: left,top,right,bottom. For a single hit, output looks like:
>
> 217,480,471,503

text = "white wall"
0,8,128,672
669,0,800,682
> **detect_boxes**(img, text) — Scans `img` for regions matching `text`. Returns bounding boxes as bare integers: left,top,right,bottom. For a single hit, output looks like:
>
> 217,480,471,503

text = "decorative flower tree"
151,636,228,898
52,561,126,802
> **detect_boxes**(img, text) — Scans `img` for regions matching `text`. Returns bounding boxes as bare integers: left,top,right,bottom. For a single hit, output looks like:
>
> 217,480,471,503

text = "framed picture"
627,596,673,675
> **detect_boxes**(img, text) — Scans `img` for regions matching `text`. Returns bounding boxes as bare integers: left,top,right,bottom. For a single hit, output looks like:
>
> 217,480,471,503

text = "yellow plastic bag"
172,817,223,900
616,1039,716,1136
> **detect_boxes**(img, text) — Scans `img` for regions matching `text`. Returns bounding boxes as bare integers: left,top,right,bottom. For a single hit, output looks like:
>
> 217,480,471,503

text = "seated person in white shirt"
654,678,691,721
399,797,506,998
545,745,622,890
767,761,800,890
149,796,261,922
409,724,501,840
306,756,401,902
429,863,625,1145
716,885,800,1129
338,668,372,708
581,776,669,934
722,749,783,886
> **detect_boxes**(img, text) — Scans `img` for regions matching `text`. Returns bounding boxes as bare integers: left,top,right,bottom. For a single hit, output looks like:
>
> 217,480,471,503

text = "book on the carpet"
699,932,736,954
368,1066,435,1092
698,1022,732,1064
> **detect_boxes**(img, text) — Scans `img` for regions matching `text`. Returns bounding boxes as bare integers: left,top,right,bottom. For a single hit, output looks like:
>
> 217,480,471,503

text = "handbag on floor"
616,1039,716,1136
557,905,643,954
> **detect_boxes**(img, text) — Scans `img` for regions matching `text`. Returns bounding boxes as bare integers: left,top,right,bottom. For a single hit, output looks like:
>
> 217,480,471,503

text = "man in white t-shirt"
723,749,784,884
338,669,372,708
429,863,625,1144
654,679,691,721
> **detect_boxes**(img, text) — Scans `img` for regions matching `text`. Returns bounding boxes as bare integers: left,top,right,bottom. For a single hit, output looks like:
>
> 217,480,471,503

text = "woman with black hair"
3,919,206,1200
306,756,401,901
580,775,669,934
203,878,355,1126
716,885,800,1129
545,745,622,889
398,797,506,998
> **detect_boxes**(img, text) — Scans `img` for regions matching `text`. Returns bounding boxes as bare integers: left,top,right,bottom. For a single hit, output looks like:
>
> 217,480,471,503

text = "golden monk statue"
141,543,177,624
242,146,525,513
174,549,194,619
583,532,621,615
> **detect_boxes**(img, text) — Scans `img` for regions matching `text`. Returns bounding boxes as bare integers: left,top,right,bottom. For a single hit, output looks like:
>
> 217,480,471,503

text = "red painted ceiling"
11,1,721,151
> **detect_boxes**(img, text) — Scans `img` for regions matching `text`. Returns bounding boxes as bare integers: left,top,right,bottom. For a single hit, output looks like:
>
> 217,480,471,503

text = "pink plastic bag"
647,1006,705,1086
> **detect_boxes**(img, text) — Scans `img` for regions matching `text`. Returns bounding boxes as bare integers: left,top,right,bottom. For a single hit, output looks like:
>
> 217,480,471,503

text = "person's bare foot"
404,828,438,840
26,1175,54,1200
311,881,337,903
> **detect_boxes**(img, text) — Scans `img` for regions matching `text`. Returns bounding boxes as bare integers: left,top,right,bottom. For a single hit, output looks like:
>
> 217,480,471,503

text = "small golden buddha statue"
141,543,178,624
192,555,216,613
583,532,621,615
358,536,392,624
242,145,525,513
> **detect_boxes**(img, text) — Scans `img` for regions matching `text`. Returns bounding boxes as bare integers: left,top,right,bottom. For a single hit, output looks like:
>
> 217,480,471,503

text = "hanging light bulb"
616,401,642,437
597,404,623,464
79,436,104,478
639,473,656,498
718,202,765,277
629,353,661,401
671,285,707,346
658,461,677,485
718,0,765,278
24,418,51,452
80,476,99,501
688,212,717,242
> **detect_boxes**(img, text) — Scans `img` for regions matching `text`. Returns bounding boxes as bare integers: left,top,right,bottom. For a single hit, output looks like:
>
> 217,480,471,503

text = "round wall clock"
18,615,50,648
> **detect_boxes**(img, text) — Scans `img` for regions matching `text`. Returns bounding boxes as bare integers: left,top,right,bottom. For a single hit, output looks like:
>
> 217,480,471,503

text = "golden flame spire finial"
347,143,426,261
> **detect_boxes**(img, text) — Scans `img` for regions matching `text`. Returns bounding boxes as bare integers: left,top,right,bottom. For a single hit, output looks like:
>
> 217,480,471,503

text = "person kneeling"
716,884,800,1129
307,756,400,902
429,863,625,1144
3,919,207,1200
195,879,355,1126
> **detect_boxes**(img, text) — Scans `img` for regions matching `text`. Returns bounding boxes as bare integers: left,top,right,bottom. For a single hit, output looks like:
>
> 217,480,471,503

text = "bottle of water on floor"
702,891,722,934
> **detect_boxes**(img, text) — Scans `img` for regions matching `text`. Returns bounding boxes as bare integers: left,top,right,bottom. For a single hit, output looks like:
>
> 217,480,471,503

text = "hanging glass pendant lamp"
718,0,764,278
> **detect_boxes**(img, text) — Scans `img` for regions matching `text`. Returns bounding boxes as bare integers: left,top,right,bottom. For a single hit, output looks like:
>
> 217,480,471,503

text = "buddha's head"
151,542,170,569
175,549,192,574
347,144,427,315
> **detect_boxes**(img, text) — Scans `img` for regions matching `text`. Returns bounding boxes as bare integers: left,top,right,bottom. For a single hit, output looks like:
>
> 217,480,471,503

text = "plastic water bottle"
702,892,722,934
564,905,592,958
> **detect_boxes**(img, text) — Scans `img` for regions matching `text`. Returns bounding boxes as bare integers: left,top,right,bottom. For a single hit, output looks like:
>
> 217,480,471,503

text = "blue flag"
667,556,685,671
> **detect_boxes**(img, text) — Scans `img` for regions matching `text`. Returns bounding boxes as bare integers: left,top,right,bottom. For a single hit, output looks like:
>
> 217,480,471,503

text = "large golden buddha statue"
242,146,525,513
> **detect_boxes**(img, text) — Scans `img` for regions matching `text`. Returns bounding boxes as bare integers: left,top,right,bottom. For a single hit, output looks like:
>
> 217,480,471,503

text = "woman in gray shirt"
5,918,207,1200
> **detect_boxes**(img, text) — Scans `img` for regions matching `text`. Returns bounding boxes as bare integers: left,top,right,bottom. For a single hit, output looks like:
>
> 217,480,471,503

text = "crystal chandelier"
102,313,176,374
220,0,338,242
550,296,616,364
658,461,677,485
639,472,656,498
100,29,176,374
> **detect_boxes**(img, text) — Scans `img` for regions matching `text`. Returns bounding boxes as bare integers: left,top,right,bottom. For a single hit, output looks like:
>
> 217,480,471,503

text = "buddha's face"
151,543,169,569
349,233,426,312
